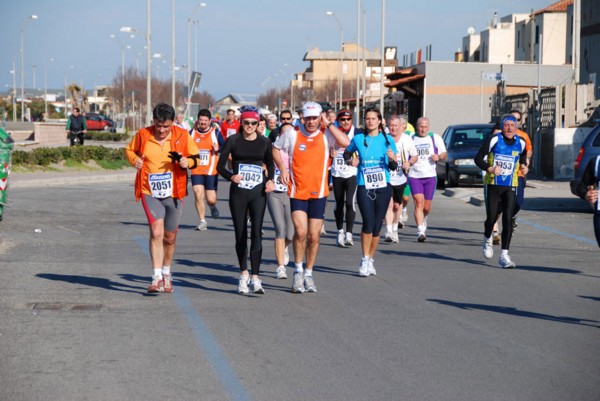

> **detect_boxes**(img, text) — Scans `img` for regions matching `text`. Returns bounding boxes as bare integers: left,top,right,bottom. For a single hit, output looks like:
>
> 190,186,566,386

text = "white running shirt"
409,133,446,179
389,133,417,186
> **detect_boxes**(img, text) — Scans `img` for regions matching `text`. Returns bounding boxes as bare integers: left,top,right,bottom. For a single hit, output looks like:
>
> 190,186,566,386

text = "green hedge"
85,131,130,141
12,146,126,166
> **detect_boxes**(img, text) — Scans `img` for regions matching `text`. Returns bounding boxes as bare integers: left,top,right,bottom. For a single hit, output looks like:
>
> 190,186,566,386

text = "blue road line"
134,236,251,401
519,218,597,246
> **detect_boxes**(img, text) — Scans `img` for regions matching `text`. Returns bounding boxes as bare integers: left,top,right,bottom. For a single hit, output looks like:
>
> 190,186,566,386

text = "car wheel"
103,125,111,131
447,169,459,187
436,174,446,189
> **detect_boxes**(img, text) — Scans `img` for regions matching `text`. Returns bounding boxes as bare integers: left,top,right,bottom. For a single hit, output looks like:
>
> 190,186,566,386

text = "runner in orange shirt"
125,103,199,294
273,101,350,293
190,108,224,231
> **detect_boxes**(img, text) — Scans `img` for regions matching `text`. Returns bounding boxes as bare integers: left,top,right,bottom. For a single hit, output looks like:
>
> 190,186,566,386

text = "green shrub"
12,146,127,166
85,132,130,142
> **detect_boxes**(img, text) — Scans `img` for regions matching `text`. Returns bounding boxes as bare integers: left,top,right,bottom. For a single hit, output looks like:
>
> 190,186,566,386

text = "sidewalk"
10,167,137,189
443,180,575,206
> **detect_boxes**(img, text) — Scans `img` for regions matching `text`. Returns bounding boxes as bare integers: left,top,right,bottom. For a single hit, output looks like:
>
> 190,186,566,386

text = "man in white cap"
273,101,350,293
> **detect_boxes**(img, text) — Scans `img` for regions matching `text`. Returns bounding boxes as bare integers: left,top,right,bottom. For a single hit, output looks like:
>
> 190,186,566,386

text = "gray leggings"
267,191,294,241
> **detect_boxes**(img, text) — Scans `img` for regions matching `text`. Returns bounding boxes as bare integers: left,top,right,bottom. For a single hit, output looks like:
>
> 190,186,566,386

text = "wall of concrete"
554,127,594,179
418,61,573,135
33,123,68,146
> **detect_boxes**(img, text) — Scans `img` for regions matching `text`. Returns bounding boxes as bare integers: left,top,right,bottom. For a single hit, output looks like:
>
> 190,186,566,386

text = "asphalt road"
1,177,598,401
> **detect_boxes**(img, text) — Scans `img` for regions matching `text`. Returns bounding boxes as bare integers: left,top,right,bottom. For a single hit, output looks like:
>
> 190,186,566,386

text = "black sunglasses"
243,121,259,126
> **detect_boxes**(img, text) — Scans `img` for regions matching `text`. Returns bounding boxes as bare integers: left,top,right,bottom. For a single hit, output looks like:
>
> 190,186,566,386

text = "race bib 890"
363,166,386,190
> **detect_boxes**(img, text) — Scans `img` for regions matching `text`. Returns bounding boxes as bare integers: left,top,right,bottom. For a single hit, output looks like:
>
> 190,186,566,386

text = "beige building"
462,0,573,66
298,43,397,107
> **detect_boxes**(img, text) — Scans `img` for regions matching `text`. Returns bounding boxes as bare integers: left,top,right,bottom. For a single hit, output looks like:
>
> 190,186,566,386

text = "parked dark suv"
436,123,494,187
570,123,600,198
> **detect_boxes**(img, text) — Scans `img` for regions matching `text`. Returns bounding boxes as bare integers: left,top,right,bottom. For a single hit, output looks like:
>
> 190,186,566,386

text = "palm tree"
67,83,81,110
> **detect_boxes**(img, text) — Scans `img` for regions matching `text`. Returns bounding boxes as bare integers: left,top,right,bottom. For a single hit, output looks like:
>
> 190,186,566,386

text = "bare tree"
191,91,215,109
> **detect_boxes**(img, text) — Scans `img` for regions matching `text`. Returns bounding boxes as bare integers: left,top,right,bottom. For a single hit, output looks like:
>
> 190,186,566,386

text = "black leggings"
356,184,392,236
332,176,357,232
229,184,267,275
484,185,516,250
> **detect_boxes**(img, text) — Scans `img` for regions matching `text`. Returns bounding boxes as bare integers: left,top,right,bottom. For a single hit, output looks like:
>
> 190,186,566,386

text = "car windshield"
448,127,492,149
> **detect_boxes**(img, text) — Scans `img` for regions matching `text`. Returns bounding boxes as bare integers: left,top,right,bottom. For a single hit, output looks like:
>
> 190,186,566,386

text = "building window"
474,50,480,62
535,25,540,44
517,30,521,48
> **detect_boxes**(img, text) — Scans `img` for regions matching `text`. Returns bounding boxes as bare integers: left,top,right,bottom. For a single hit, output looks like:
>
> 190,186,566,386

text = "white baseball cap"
302,101,322,118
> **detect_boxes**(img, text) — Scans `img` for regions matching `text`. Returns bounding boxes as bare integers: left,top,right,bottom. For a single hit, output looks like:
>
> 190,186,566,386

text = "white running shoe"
417,231,427,242
337,231,347,248
359,258,369,277
304,275,317,292
250,278,265,294
423,216,428,230
292,272,305,293
391,231,399,243
345,232,354,246
367,258,377,276
238,275,250,294
275,266,287,279
196,220,208,231
483,237,493,259
283,246,290,265
499,254,517,269
384,231,393,243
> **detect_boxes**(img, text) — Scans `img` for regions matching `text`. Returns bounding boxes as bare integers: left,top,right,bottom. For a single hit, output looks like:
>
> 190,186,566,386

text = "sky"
1,0,555,100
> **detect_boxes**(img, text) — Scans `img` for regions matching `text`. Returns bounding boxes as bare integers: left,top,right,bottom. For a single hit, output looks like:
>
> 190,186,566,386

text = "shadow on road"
36,273,146,294
428,299,600,328
380,249,488,267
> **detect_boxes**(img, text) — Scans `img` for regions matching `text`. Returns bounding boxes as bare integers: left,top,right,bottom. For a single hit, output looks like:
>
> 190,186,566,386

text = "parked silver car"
436,123,494,187
570,122,600,198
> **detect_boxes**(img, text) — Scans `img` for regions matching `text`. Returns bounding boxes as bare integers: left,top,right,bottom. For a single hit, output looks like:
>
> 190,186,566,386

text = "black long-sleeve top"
217,134,275,182
474,133,528,171
575,156,600,202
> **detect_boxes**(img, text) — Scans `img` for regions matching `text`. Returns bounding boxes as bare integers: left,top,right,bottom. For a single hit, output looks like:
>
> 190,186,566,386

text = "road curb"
10,173,135,189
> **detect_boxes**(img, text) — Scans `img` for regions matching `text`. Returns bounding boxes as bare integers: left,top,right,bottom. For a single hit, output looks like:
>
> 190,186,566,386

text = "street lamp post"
110,34,127,115
10,60,16,122
362,5,367,117
186,18,199,114
44,57,54,117
187,3,206,85
20,14,38,121
147,0,152,125
171,0,175,107
356,0,361,126
379,0,386,113
326,11,343,111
